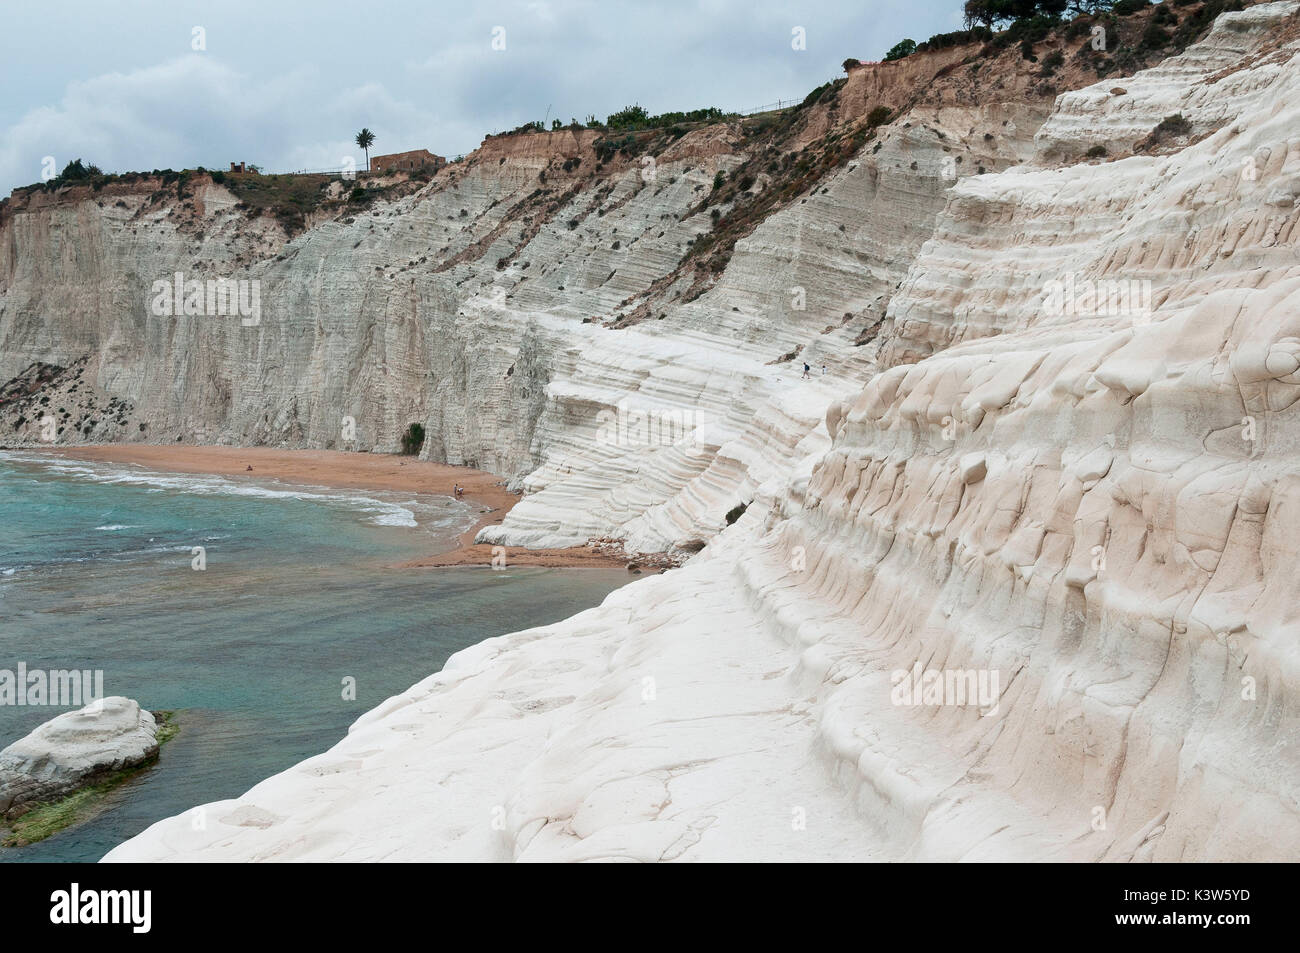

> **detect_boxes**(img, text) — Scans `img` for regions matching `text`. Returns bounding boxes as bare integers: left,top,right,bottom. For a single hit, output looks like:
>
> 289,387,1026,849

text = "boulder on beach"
0,697,158,819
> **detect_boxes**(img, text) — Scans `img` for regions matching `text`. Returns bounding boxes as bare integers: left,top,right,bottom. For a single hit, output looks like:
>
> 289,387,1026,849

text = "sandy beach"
44,445,629,570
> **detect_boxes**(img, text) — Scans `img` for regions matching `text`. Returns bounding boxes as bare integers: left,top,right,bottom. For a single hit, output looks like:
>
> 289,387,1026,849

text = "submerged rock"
0,697,158,820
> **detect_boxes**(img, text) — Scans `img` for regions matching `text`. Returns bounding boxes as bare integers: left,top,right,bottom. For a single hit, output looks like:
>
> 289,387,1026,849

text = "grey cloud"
0,0,959,194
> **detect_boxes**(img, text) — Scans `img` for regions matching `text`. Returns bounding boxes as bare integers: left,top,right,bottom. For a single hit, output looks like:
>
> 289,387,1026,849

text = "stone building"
369,149,446,173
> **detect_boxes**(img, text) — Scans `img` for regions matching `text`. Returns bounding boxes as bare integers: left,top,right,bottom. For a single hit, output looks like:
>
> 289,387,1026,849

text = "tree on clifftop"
884,38,917,60
354,128,376,171
963,0,1072,28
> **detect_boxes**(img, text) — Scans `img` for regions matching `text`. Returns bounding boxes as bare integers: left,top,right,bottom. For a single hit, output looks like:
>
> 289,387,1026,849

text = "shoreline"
26,445,630,570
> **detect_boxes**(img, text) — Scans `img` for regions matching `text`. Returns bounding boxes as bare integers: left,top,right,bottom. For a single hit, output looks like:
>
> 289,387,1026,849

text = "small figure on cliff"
802,362,810,380
245,465,253,471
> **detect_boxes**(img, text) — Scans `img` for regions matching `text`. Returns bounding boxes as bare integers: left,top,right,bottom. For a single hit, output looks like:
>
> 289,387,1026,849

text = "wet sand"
46,445,628,569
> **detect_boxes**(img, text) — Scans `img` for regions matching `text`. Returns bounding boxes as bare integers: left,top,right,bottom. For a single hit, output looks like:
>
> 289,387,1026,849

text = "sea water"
0,452,630,862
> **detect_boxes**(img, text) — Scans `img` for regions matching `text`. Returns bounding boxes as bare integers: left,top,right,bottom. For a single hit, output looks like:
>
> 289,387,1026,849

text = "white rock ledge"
0,698,158,818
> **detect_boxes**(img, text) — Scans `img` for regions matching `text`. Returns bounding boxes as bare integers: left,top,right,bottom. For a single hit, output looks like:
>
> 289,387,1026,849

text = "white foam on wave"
4,452,427,529
367,508,419,528
136,543,196,555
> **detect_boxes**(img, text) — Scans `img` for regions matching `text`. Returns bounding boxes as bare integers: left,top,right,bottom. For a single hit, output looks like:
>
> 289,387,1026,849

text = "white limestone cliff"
20,1,1294,860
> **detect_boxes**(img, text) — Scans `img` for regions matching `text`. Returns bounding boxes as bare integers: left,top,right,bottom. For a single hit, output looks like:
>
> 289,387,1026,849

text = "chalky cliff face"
17,2,1300,860
0,28,1058,554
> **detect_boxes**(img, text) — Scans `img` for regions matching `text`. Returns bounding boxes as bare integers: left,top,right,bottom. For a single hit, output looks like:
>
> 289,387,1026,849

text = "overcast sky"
0,0,964,195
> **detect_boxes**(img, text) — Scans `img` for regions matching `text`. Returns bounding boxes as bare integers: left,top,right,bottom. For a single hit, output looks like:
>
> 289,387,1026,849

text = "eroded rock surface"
0,698,158,819
51,2,1300,861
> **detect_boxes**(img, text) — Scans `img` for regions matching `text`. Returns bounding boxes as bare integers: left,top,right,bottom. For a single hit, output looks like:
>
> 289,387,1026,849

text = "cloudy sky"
0,0,963,195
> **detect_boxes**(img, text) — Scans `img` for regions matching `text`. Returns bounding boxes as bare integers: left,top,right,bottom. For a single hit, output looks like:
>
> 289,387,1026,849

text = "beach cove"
0,449,632,861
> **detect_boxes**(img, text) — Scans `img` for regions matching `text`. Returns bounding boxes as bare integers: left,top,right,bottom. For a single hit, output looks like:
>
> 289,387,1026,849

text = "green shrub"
601,104,724,132
884,38,917,61
1173,0,1243,46
1004,14,1058,47
1141,21,1172,47
866,105,892,128
916,27,992,52
1086,144,1108,158
725,502,749,525
605,104,651,129
801,82,834,108
1153,113,1192,138
594,133,636,162
1065,19,1092,40
400,422,425,455
501,120,545,135
60,159,95,181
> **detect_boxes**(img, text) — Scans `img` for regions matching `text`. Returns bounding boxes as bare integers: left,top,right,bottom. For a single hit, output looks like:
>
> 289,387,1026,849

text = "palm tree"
355,128,376,171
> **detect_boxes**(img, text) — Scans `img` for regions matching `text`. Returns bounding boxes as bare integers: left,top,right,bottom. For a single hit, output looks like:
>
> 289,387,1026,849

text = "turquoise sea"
0,452,629,862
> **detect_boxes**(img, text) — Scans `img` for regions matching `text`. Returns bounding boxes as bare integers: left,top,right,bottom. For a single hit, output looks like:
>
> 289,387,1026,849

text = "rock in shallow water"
0,697,158,818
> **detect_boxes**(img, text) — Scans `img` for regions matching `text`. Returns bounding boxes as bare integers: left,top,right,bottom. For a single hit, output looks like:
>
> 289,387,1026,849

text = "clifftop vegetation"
877,0,1247,72
489,104,733,140
1,1,1255,244
1,161,435,237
